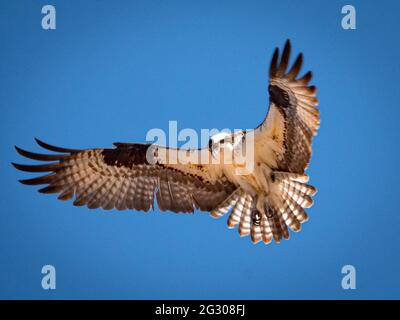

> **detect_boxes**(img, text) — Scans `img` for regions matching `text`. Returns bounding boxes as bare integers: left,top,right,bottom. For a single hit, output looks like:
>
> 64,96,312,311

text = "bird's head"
208,131,245,162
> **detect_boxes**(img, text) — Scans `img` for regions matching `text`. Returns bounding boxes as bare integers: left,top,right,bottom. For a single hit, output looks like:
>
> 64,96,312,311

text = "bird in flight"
13,40,319,245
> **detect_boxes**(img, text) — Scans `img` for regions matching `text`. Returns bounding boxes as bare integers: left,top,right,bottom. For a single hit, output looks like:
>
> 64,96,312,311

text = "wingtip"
14,145,24,155
283,39,291,54
34,137,50,148
282,39,291,55
275,39,292,77
269,47,280,77
14,145,29,158
34,137,49,149
11,162,30,172
11,162,19,170
34,137,81,153
18,179,31,185
13,145,68,161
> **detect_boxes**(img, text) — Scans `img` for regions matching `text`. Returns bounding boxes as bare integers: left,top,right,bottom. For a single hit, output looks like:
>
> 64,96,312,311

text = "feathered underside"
12,139,237,213
231,39,320,244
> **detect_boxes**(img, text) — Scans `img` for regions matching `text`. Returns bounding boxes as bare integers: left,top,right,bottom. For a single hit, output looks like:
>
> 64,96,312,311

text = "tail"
210,172,317,245
262,172,317,243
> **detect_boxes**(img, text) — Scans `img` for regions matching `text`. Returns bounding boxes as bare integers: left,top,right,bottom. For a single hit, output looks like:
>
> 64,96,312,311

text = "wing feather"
255,40,320,174
13,139,237,213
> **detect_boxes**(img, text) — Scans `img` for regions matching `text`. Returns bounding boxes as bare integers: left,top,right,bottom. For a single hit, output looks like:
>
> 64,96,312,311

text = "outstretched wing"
12,139,237,213
255,40,320,174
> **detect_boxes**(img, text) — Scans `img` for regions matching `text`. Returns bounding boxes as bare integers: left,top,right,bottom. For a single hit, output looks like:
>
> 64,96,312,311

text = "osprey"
13,40,319,245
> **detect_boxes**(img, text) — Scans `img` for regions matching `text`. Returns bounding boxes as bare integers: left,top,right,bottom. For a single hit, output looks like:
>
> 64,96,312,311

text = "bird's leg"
258,163,273,195
255,195,265,215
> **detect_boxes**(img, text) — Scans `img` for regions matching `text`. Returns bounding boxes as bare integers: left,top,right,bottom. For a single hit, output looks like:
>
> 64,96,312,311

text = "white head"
208,131,246,161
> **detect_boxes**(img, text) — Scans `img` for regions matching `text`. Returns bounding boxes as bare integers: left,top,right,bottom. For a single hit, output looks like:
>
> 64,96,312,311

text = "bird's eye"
208,138,213,151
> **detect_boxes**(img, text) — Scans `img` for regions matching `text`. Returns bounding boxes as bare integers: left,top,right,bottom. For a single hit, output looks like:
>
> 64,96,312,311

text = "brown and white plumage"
13,40,319,245
13,140,235,213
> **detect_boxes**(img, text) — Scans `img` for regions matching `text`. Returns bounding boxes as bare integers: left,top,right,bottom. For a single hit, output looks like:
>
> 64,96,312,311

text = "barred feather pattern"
256,39,320,174
211,171,316,245
274,171,317,233
214,193,291,244
210,190,242,218
12,139,237,213
269,41,319,173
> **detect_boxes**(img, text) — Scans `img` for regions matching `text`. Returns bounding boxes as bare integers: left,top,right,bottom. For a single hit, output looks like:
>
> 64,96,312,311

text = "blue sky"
1,0,400,299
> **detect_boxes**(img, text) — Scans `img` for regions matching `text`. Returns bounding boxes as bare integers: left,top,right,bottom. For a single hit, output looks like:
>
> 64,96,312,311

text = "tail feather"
218,171,316,245
270,214,281,243
277,209,290,240
238,195,253,236
210,190,241,218
263,171,316,242
282,183,314,208
261,214,273,244
227,194,246,228
283,197,309,223
264,202,289,243
250,222,263,244
279,203,301,232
